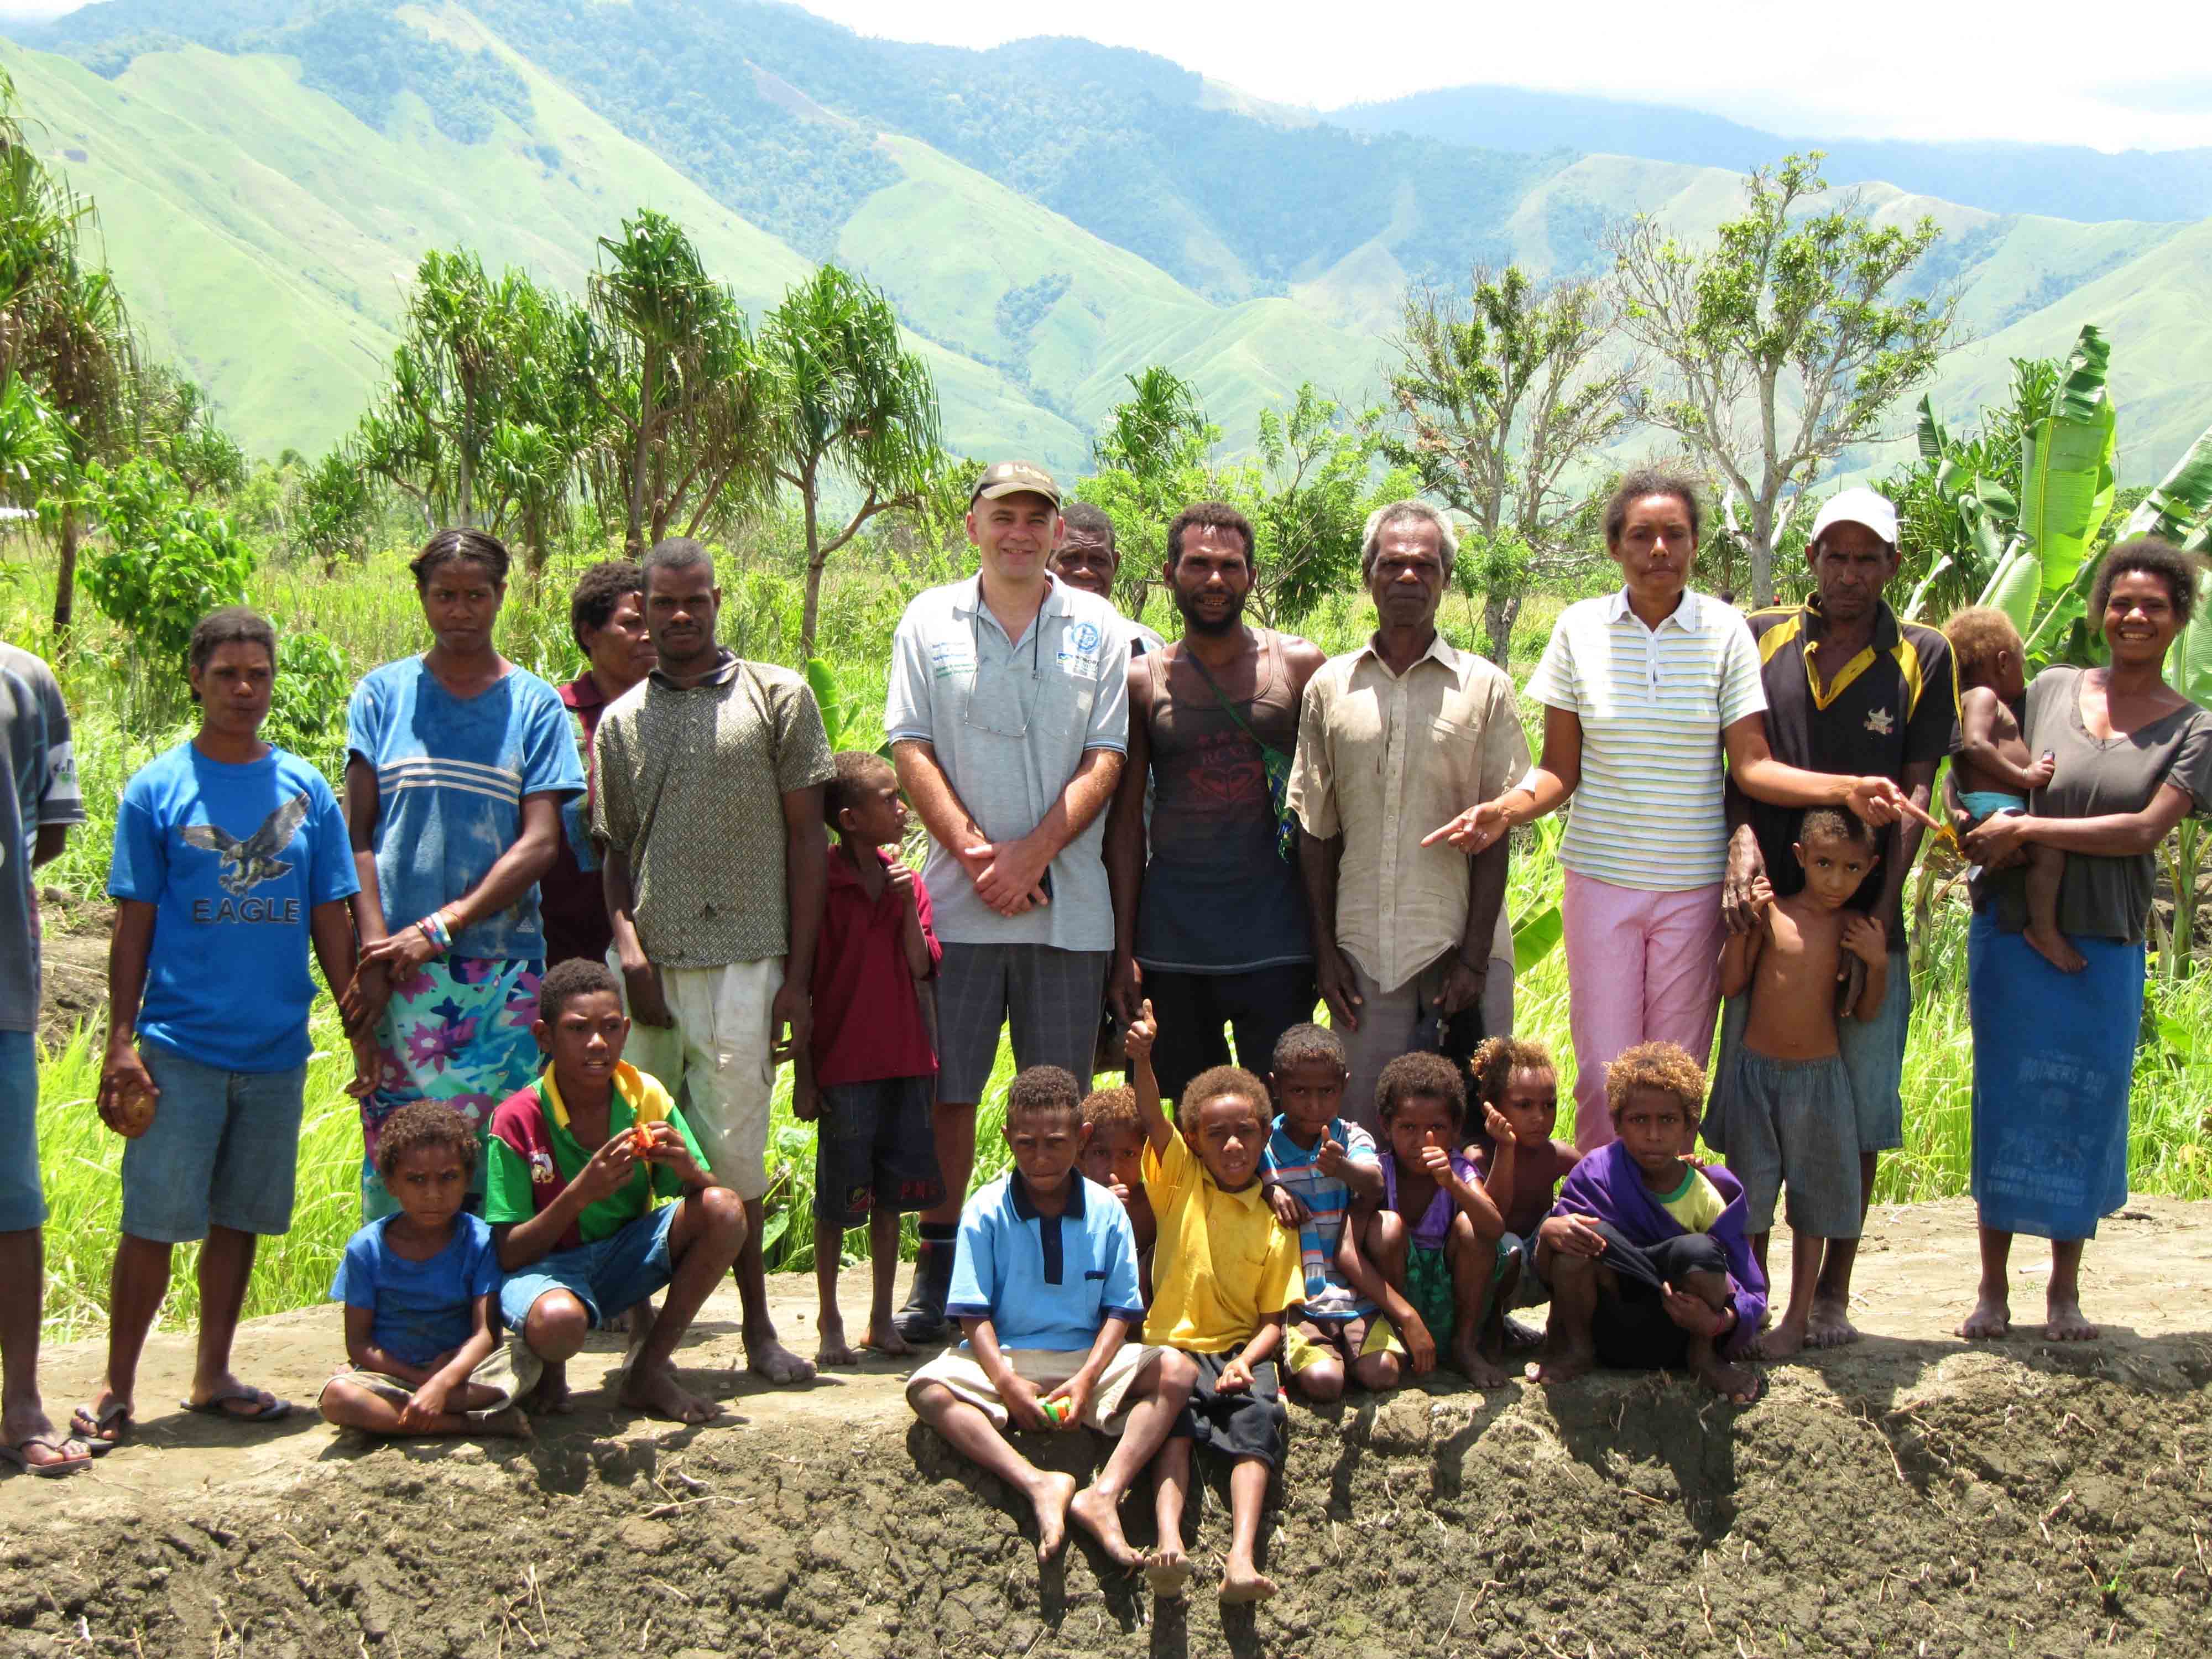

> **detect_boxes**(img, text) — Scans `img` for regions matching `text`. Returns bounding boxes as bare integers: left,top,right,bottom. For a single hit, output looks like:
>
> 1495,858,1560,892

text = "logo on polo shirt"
529,1150,557,1186
1864,707,1895,735
1056,618,1104,672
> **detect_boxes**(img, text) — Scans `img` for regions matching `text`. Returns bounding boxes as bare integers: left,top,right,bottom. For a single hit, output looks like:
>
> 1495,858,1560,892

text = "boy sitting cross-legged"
1530,1041,1765,1405
796,750,947,1365
1124,1001,1302,1605
1349,1053,1512,1385
319,1101,535,1439
907,1066,1196,1572
1258,1024,1401,1401
487,958,749,1422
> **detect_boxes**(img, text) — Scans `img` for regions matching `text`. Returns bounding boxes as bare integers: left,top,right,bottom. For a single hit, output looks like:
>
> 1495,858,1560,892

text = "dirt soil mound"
4,1201,2209,1657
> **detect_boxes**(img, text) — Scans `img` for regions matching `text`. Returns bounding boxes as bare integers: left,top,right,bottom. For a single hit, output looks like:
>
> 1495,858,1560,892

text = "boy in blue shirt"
78,608,363,1453
320,1102,535,1438
907,1066,1196,1572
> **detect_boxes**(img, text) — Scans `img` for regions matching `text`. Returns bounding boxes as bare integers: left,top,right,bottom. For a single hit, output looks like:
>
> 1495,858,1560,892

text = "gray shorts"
935,943,1110,1104
1838,948,1910,1153
1725,1048,1863,1240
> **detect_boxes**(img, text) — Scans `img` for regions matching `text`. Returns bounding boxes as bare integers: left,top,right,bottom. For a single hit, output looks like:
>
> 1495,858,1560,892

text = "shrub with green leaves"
79,456,254,677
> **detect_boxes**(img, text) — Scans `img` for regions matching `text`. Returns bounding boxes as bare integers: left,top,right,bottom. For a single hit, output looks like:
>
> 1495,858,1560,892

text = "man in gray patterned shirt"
596,538,834,1386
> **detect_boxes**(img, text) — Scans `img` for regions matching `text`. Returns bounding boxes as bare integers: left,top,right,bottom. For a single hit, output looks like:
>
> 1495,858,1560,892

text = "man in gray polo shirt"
885,461,1131,1340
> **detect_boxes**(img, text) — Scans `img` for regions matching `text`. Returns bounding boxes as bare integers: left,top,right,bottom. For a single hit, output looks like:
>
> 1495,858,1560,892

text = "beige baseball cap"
1811,486,1900,548
970,460,1062,505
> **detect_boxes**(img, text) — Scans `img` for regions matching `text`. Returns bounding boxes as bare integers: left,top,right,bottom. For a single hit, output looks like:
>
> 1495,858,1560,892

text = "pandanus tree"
760,264,941,660
577,208,778,555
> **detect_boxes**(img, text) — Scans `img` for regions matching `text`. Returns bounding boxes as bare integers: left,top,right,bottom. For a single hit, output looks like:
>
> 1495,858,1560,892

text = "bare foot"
529,1364,575,1416
1755,1315,1809,1361
863,1319,914,1358
1527,1343,1594,1386
1501,1316,1546,1352
1028,1470,1079,1562
2044,1295,2099,1342
1957,1296,2011,1340
2025,925,2087,974
1452,1336,1509,1388
1068,1483,1142,1569
478,1406,534,1439
620,1359,723,1424
1695,1356,1761,1406
1807,1297,1861,1349
815,1314,862,1368
1144,1543,1192,1599
1219,1555,1279,1605
747,1336,817,1386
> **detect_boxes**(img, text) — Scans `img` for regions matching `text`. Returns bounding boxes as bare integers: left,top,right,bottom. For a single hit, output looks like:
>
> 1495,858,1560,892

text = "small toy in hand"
1039,1397,1069,1426
629,1122,656,1157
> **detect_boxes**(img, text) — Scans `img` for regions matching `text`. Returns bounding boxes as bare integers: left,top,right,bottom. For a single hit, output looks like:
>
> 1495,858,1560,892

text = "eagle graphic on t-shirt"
179,791,311,895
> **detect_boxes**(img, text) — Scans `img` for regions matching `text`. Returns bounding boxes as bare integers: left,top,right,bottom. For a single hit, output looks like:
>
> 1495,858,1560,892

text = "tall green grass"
12,542,2212,1341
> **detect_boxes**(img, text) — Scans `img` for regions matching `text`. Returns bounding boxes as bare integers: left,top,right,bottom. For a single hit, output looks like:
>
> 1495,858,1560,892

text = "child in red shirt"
799,753,945,1364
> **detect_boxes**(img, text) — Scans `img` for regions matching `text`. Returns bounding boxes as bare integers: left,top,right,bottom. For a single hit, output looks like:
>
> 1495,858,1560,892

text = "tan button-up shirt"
1287,633,1529,993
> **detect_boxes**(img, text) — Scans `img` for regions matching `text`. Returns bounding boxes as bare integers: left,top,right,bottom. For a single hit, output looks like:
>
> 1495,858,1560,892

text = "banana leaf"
2166,571,2212,705
806,655,847,750
1916,395,1947,462
2020,326,2117,596
1978,539,2041,634
2122,419,2212,543
1902,555,1953,622
1512,903,1563,975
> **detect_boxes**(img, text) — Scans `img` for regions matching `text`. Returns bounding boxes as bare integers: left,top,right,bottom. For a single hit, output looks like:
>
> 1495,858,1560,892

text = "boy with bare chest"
1718,808,1889,1359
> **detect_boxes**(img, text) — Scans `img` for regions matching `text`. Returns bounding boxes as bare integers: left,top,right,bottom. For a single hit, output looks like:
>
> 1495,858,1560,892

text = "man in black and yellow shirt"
1720,487,1957,1345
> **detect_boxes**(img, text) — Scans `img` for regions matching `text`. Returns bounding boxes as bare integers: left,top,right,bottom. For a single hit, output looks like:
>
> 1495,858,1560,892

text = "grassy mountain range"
5,0,2206,484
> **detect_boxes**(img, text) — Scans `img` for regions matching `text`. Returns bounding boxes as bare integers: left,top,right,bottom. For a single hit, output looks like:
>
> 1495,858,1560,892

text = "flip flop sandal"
179,1390,293,1423
0,1433,91,1478
69,1402,131,1454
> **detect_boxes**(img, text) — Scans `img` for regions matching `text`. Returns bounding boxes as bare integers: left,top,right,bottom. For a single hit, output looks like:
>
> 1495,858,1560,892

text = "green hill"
4,0,2205,483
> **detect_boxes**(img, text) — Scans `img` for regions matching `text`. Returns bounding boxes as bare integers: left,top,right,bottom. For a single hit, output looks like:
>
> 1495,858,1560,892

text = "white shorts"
907,1337,1157,1434
612,953,782,1201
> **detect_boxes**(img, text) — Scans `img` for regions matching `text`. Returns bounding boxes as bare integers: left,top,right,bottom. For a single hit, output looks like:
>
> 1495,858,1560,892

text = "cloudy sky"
3,0,2206,152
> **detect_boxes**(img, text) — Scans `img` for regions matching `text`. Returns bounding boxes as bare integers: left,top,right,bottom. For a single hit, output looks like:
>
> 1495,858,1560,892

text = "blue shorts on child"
500,1204,681,1331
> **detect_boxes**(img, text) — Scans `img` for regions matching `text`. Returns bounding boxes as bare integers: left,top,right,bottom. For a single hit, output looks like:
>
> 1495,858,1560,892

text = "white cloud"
3,0,2205,150
793,0,2212,153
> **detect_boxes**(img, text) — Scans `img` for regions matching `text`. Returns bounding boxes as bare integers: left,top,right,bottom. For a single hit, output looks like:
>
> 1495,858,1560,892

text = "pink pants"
1562,870,1725,1152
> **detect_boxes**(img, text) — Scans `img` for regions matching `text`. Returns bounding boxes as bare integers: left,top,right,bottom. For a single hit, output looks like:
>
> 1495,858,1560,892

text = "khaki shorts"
907,1337,1157,1434
319,1335,542,1421
1282,1314,1405,1375
614,954,781,1200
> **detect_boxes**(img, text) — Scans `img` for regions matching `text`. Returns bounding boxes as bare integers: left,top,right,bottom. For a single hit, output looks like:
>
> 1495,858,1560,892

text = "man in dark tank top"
1104,502,1327,1098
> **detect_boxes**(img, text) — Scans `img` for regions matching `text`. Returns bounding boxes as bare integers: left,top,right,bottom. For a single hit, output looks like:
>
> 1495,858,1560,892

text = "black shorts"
1140,964,1318,1100
1170,1350,1287,1467
1588,1228,1730,1372
814,1076,945,1227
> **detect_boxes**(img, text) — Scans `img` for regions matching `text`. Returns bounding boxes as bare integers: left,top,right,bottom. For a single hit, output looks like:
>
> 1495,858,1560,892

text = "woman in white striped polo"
1426,471,1908,1151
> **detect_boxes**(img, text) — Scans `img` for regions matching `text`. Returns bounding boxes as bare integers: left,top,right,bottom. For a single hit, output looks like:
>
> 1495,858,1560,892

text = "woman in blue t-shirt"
341,529,583,1220
75,608,365,1449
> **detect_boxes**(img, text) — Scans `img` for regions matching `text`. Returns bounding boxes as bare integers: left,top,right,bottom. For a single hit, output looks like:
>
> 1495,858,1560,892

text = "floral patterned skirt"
358,955,543,1217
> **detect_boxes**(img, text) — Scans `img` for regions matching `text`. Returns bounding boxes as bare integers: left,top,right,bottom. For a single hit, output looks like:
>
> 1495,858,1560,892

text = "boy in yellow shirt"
1123,1000,1302,1606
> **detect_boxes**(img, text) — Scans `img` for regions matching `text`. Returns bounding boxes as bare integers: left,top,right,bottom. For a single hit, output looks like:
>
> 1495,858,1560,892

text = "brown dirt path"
3,1198,2209,1656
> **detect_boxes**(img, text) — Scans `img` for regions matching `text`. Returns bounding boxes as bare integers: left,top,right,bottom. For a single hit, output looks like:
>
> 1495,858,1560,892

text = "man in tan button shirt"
1286,502,1530,1128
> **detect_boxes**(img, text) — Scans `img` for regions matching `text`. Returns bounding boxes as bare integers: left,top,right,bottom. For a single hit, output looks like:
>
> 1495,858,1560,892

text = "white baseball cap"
1810,486,1899,549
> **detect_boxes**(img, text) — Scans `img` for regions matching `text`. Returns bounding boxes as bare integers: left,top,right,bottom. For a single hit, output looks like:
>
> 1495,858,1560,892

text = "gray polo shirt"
885,574,1130,950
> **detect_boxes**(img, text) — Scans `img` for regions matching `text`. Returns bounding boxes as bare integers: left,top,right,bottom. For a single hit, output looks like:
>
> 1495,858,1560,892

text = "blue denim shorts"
120,1045,309,1243
499,1203,681,1333
0,1029,45,1232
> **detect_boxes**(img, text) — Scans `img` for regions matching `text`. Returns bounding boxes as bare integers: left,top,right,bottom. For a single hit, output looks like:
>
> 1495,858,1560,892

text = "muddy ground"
2,1199,2208,1657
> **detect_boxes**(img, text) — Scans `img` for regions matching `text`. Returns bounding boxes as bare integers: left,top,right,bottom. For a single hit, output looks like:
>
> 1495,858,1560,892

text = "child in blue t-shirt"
1258,1024,1401,1401
320,1102,535,1438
